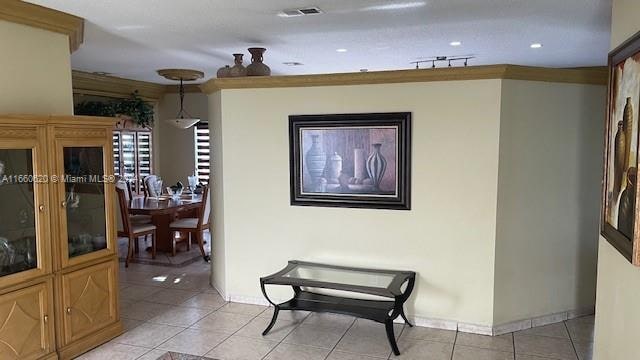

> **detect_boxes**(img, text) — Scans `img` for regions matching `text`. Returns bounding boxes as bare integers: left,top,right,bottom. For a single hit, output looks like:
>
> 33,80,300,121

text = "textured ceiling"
26,0,612,84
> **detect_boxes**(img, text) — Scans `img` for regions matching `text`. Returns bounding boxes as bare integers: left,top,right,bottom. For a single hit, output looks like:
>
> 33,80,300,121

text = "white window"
194,121,210,184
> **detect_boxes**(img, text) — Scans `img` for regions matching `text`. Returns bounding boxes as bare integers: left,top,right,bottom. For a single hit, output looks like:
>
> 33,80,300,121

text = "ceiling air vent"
279,7,323,17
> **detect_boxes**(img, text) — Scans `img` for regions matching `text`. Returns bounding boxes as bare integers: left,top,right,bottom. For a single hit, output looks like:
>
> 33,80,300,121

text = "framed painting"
289,112,411,210
602,31,640,265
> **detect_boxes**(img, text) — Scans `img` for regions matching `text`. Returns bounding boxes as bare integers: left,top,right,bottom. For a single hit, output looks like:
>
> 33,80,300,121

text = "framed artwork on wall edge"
601,30,640,266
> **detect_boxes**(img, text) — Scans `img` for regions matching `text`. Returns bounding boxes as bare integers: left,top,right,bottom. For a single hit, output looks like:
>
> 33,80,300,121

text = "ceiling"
27,0,612,84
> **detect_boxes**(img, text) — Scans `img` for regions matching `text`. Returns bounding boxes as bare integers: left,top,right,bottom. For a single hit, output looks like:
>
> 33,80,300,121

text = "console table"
260,260,416,355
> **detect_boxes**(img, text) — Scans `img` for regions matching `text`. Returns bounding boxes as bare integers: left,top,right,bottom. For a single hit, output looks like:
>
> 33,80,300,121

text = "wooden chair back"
144,175,161,197
198,186,210,228
115,185,133,236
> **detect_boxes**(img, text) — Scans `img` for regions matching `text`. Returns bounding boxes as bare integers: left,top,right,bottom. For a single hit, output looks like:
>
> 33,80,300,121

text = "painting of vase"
290,112,411,210
602,32,640,265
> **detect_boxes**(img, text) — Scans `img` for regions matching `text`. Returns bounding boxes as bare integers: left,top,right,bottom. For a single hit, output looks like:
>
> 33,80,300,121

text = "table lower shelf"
279,291,395,323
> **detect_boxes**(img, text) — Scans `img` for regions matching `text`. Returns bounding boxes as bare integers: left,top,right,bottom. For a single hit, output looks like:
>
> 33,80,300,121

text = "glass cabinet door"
0,149,38,275
0,137,49,287
54,139,114,267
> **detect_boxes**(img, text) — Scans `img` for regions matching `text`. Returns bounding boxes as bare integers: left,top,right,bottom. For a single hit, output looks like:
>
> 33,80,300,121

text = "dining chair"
143,175,161,197
115,183,157,267
116,180,152,224
169,186,210,261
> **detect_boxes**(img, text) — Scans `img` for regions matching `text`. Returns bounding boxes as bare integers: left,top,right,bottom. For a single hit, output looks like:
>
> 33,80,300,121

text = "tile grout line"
322,317,357,360
450,330,458,360
127,284,211,357
260,310,312,360
564,320,580,360
196,304,271,358
127,266,224,359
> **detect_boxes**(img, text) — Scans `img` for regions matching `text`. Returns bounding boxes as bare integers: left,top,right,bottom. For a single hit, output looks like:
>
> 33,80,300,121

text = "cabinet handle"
61,201,67,208
43,315,48,323
38,204,45,212
66,307,71,315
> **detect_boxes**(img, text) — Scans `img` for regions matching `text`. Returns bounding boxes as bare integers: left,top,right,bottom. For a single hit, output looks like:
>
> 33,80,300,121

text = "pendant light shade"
165,118,200,129
157,68,204,129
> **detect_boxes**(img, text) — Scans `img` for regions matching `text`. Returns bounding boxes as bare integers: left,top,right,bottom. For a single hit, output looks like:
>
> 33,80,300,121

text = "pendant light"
157,69,204,129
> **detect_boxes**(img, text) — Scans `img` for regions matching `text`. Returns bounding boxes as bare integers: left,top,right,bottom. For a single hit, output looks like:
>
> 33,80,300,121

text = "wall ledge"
0,0,84,52
72,70,167,101
72,71,204,101
199,65,607,94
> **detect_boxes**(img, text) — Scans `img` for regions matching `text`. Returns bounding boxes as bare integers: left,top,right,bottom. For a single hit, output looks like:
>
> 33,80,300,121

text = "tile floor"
78,261,595,360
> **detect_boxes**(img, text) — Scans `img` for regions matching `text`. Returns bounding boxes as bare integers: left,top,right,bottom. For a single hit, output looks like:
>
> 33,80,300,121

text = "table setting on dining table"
127,174,206,255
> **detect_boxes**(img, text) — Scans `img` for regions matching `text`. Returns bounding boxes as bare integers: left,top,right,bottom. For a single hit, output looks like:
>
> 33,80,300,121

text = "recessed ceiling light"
363,2,426,11
336,48,348,53
530,43,543,49
450,41,462,47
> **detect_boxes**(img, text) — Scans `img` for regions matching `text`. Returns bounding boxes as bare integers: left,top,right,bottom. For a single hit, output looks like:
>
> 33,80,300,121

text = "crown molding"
0,0,84,52
200,65,608,94
72,70,166,101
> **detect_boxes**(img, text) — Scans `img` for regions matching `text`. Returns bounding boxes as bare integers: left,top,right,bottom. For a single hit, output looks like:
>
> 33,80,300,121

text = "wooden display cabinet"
0,115,122,360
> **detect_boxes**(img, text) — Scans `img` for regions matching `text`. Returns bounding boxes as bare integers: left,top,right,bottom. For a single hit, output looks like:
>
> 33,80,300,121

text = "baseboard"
226,293,594,337
228,293,274,305
211,280,229,301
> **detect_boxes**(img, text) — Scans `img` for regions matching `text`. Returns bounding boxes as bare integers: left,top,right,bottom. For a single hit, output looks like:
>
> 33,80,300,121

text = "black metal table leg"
401,308,413,327
385,318,400,356
260,280,284,335
262,306,280,335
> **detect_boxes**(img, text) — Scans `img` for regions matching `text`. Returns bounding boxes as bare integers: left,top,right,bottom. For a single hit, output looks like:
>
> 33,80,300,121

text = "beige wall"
594,0,640,358
156,92,208,185
494,80,605,324
211,81,503,325
0,20,73,115
209,91,226,295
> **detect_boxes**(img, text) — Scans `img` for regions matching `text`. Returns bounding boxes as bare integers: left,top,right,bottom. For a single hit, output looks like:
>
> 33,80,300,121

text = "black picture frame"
601,30,640,265
289,112,411,210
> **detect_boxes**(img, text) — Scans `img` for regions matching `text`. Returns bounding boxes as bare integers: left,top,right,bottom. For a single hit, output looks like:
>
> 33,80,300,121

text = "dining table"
128,194,203,253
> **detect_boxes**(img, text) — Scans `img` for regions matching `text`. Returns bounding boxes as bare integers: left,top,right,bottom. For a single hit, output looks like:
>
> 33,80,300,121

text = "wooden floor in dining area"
77,253,595,360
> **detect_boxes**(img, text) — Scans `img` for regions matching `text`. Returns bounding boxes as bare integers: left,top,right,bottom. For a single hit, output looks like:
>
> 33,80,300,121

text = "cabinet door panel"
51,136,116,268
60,260,117,344
0,282,54,360
0,130,51,288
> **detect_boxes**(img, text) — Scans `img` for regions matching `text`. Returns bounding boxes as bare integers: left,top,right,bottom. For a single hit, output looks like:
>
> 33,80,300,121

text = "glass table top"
262,261,415,297
282,264,396,289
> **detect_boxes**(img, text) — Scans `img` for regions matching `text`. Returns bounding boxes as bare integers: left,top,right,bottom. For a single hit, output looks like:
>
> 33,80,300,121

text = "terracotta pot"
229,54,247,77
246,47,271,76
217,65,231,78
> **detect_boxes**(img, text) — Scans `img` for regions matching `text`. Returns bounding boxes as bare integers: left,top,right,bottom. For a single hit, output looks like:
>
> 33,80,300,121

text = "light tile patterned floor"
77,261,595,360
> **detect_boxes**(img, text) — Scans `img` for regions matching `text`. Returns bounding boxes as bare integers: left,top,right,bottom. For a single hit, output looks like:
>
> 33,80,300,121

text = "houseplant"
74,91,154,128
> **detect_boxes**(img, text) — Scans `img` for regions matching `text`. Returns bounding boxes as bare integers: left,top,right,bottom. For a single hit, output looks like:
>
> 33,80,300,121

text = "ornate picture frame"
289,112,411,210
601,31,640,265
